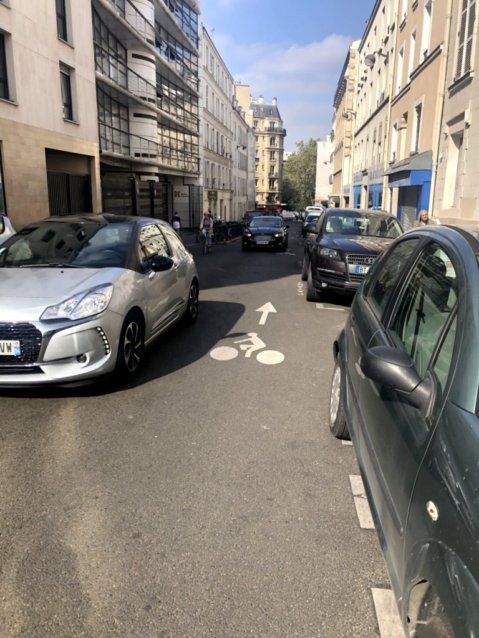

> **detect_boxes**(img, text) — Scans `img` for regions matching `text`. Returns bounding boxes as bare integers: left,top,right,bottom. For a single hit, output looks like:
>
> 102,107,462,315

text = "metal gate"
398,186,420,230
47,173,92,215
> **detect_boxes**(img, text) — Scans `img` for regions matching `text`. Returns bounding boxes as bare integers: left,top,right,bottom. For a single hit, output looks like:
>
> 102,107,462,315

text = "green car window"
366,238,420,319
389,242,457,379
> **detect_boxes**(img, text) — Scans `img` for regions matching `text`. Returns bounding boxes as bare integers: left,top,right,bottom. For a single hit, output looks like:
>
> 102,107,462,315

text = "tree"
282,139,317,211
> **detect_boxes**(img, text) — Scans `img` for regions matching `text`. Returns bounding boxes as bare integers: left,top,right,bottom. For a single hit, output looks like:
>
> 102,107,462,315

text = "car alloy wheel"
185,280,199,324
329,356,349,439
116,311,144,378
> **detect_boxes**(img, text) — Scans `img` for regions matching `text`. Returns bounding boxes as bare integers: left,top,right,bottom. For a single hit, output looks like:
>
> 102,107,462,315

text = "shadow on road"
0,301,245,400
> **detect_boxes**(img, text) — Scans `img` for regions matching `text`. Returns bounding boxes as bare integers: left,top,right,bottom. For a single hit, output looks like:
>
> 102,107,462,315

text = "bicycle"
210,333,285,365
200,228,212,254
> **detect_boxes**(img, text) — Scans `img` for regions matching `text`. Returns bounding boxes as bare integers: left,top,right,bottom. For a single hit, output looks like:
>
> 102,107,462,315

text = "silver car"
0,214,199,385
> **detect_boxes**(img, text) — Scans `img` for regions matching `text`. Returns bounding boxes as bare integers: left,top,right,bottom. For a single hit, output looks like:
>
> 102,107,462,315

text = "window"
56,0,68,41
443,131,464,208
60,65,73,120
421,0,433,59
456,0,476,79
138,224,170,262
366,238,420,317
389,243,457,378
0,33,8,100
396,45,405,94
408,30,416,79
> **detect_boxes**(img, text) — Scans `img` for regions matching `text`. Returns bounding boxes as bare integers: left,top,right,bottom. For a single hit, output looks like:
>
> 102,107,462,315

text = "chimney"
258,95,264,104
272,97,277,106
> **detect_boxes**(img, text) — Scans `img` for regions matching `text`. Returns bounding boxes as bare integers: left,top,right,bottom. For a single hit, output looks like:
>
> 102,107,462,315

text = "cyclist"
200,209,214,252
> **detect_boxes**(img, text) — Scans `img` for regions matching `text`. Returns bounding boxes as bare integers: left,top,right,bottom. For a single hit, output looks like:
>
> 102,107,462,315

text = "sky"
200,0,375,152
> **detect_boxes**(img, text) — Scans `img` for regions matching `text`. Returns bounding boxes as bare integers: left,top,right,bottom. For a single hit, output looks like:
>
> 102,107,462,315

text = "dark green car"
330,224,479,636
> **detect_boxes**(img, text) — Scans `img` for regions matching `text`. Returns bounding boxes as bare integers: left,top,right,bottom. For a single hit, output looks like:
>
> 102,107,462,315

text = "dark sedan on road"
242,215,289,251
329,223,479,636
302,208,402,301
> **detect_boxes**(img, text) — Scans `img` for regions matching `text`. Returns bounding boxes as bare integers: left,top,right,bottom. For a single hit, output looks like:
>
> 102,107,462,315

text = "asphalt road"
0,222,392,637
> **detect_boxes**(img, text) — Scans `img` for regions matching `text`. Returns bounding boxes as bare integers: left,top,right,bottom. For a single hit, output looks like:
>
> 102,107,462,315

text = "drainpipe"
382,0,401,215
429,0,453,220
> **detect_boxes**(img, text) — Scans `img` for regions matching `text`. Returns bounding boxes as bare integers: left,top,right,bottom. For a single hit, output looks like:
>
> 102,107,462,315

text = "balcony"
99,123,199,173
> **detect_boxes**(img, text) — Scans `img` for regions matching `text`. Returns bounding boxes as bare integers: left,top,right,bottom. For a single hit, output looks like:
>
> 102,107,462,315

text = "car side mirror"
360,345,433,411
0,217,4,234
150,254,174,272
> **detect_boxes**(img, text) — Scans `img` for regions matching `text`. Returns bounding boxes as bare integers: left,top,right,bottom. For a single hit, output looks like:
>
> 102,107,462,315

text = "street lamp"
364,49,389,68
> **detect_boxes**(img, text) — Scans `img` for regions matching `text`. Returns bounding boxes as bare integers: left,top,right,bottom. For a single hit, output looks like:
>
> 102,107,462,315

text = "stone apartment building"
0,0,101,228
333,0,479,226
236,86,286,208
200,27,252,222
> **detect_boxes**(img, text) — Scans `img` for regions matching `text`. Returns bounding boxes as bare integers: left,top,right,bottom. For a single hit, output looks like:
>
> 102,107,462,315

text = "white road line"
372,588,405,637
349,474,375,529
316,303,347,312
342,440,353,446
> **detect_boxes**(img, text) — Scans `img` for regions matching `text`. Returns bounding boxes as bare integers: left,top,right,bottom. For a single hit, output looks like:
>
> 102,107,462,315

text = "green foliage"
282,139,317,211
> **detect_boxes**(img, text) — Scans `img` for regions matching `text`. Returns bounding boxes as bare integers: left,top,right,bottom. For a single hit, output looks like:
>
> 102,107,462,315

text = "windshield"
250,217,282,228
0,221,133,268
305,214,320,224
324,213,402,238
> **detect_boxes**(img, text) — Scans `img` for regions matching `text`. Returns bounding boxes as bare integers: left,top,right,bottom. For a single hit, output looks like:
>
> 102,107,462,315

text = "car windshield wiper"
18,262,82,268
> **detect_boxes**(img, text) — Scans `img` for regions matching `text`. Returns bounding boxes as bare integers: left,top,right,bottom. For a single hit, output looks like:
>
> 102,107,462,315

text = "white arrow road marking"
256,302,277,325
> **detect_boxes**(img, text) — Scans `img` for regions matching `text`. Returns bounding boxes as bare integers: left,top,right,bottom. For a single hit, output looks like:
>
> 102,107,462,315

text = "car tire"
301,255,309,281
306,264,320,302
184,280,199,324
115,310,145,380
329,355,350,439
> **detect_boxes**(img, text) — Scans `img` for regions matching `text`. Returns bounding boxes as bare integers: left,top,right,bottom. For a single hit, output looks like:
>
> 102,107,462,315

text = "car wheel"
115,311,145,379
329,355,350,439
301,255,309,281
184,280,199,324
306,264,320,302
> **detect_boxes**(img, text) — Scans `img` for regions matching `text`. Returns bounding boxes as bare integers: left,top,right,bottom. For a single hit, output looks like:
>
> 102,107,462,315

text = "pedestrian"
416,209,429,227
171,212,181,235
199,209,214,251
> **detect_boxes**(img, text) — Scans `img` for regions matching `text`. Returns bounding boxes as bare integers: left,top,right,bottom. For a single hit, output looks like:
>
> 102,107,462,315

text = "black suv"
301,208,402,300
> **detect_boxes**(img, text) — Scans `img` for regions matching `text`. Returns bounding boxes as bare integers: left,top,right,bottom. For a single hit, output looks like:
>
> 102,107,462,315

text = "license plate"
256,240,269,245
0,340,21,356
355,265,370,274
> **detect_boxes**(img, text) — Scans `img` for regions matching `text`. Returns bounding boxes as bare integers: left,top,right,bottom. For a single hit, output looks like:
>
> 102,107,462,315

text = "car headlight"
273,233,283,238
320,248,341,259
41,284,114,321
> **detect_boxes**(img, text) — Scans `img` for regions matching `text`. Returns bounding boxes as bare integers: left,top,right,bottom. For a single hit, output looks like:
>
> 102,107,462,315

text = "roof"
251,103,282,119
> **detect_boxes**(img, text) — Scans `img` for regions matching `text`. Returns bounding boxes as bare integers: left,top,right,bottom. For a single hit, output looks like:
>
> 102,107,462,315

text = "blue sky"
200,0,374,151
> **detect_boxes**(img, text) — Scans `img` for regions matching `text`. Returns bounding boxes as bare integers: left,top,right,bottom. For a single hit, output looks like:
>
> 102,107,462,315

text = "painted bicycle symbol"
209,332,285,365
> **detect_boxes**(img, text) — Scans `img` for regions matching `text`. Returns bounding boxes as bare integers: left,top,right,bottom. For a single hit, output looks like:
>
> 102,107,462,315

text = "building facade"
200,30,255,223
93,0,201,225
314,136,333,206
0,0,101,228
236,86,286,208
434,0,478,223
332,0,479,226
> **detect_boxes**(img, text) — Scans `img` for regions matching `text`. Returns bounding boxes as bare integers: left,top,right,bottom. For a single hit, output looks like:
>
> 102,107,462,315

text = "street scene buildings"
331,0,479,226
